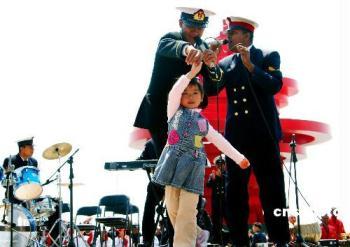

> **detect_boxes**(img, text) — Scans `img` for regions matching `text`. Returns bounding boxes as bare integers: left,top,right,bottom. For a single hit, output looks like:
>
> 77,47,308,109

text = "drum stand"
1,155,16,247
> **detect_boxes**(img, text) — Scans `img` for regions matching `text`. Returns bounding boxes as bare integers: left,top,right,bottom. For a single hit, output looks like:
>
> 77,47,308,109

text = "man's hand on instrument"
236,44,255,72
185,46,203,66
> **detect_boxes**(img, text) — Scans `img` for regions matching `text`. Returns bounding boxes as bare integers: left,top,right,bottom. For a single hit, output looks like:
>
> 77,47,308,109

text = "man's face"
20,145,34,158
227,29,250,51
289,215,297,224
179,20,205,43
118,229,125,237
252,225,260,233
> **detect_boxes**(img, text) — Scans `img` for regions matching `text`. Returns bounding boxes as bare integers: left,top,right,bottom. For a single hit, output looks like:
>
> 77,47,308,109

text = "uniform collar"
19,155,29,162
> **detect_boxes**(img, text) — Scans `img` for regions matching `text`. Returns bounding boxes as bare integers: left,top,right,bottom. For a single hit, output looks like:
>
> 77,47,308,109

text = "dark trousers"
142,181,164,244
140,127,174,246
225,139,290,246
211,201,224,243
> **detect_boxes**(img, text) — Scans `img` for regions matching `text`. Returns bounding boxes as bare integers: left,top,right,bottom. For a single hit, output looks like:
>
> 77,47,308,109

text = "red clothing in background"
321,224,337,239
328,216,346,240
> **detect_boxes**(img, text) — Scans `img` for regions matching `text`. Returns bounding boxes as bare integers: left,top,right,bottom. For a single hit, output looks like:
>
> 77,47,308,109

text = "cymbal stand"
44,148,80,247
46,154,65,246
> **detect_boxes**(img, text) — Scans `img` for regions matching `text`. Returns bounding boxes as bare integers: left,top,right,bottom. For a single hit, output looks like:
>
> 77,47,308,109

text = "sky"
0,0,349,232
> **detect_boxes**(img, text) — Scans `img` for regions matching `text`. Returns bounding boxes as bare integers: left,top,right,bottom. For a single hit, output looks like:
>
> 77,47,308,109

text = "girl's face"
181,84,202,109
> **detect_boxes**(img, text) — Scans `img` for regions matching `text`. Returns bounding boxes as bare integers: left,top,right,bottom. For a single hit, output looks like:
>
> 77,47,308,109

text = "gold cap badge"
193,9,205,21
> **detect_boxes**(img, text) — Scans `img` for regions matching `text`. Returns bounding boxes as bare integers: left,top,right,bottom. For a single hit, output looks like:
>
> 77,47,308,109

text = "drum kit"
0,142,82,247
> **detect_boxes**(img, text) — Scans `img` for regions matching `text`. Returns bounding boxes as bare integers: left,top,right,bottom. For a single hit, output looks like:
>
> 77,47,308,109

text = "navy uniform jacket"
3,153,38,170
204,46,283,146
134,31,223,131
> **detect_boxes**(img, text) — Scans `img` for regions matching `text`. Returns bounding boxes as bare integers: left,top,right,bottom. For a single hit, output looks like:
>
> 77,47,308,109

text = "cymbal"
57,182,84,187
42,142,72,160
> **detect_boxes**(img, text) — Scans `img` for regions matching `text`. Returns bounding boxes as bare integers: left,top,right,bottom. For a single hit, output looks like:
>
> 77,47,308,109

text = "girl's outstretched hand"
239,158,250,169
186,62,203,80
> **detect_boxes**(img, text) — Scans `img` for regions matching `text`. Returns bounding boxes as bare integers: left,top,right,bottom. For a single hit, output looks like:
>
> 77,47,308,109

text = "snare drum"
14,166,43,201
28,196,58,218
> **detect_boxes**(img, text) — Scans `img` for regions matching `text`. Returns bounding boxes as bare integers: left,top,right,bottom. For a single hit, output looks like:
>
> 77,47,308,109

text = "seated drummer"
2,136,38,204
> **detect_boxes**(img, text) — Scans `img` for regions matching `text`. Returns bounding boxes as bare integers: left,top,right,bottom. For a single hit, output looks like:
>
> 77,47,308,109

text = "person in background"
320,214,337,239
288,215,297,242
206,155,226,244
328,207,346,240
196,197,213,247
249,222,267,247
131,225,141,247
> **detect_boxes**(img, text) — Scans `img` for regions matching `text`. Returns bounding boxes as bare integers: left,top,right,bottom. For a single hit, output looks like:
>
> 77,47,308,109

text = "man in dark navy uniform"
134,7,222,158
3,137,38,203
134,7,223,246
204,17,290,247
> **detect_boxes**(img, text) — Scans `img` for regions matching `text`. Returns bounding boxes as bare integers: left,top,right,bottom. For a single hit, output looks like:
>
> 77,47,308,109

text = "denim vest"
153,107,209,195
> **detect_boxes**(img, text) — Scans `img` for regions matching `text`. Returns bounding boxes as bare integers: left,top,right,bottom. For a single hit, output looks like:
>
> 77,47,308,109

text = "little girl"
153,62,250,247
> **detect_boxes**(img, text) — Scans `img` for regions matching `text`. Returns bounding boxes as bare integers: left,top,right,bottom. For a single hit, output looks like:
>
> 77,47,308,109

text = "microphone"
205,37,228,47
290,134,297,147
194,36,216,68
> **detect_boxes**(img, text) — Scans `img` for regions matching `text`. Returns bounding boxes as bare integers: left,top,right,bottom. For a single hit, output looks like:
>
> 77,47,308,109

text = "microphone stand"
290,134,307,246
67,152,76,247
